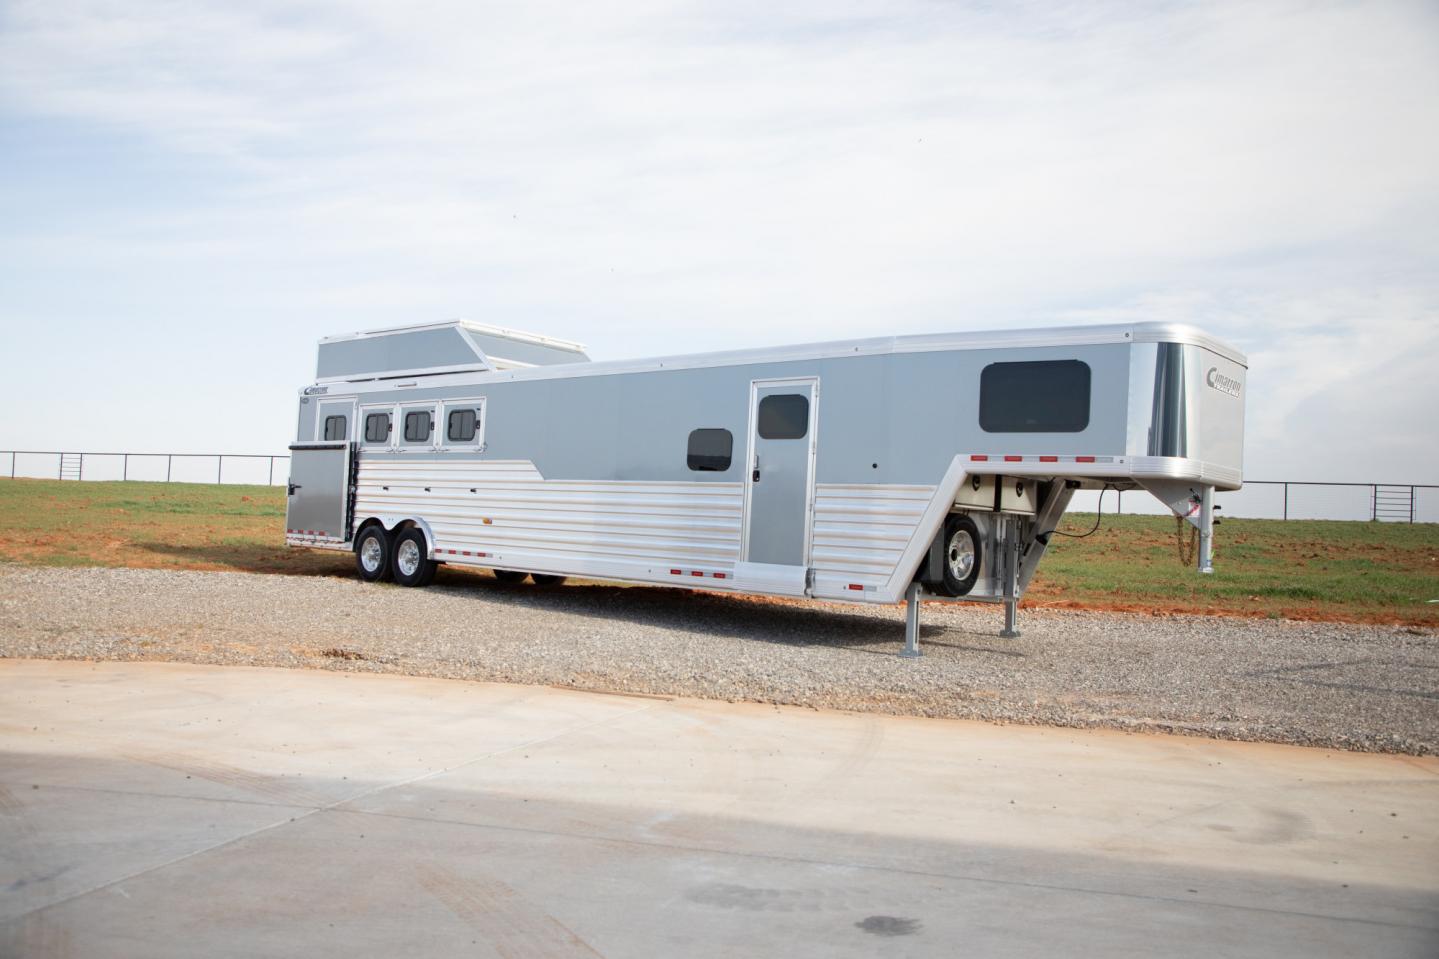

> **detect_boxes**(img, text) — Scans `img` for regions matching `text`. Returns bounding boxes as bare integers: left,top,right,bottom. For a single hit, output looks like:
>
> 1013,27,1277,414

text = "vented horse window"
757,394,809,440
687,429,733,471
363,412,391,444
979,360,1091,433
403,411,433,443
447,408,477,442
322,415,347,441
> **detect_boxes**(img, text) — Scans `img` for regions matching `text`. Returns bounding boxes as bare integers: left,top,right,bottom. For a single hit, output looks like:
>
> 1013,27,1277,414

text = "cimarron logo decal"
1206,368,1241,397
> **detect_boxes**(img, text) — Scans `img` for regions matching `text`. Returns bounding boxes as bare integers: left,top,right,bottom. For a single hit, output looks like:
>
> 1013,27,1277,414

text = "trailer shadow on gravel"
428,566,1028,658
137,541,354,577
133,539,1025,656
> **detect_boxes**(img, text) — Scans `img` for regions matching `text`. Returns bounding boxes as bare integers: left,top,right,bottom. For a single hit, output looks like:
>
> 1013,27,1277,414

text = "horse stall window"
447,408,477,443
363,412,391,444
757,394,809,439
687,428,733,471
323,414,347,441
979,360,1091,433
403,410,433,444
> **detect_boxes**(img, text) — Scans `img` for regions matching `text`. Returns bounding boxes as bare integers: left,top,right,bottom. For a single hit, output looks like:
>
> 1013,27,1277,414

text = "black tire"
391,528,437,588
493,569,528,584
530,573,567,587
939,513,982,597
354,525,392,583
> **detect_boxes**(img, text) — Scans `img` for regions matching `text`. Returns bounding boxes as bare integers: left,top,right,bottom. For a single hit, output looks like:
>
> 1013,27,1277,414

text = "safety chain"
1176,515,1198,566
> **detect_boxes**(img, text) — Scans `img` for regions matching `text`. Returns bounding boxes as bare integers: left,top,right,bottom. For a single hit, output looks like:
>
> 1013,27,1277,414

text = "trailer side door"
741,378,818,578
285,442,353,543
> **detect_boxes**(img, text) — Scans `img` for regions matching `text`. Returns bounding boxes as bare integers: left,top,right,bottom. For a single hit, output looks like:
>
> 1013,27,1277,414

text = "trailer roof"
309,321,1245,391
316,320,590,382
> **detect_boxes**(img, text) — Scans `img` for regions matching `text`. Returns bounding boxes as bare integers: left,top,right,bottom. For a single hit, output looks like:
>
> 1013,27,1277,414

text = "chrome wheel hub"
396,539,421,578
360,536,383,573
947,529,976,580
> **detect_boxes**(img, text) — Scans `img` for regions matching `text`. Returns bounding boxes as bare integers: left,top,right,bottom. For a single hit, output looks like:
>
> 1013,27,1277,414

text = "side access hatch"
285,442,353,544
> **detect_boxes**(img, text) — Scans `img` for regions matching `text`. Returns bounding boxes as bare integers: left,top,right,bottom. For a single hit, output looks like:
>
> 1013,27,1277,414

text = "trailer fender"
356,515,439,560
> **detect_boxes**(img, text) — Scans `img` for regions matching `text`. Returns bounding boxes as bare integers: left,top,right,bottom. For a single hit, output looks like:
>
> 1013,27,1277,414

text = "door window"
757,394,809,439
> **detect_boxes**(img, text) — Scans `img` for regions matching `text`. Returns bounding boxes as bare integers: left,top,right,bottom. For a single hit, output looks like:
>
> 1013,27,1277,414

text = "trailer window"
757,394,809,440
363,412,391,444
322,415,347,442
687,429,733,471
403,411,433,443
447,408,477,443
979,360,1091,433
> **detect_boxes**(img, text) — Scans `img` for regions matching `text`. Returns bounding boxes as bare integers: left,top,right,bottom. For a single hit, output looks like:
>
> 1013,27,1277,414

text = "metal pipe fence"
1071,480,1437,523
3,450,288,487
2,449,1434,522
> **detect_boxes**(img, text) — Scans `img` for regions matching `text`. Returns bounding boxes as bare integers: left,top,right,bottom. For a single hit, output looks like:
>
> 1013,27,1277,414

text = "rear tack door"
285,442,353,543
743,379,818,568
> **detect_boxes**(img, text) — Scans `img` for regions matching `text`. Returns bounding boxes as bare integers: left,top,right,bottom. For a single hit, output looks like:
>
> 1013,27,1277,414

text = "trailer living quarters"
285,320,1246,651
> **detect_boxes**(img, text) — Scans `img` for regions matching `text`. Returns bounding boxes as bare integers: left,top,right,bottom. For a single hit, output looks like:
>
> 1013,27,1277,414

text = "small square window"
364,412,391,444
323,415,347,441
687,429,733,471
403,410,433,443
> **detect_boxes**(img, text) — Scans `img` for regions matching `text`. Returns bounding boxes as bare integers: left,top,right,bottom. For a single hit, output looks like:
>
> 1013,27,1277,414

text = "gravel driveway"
1,563,1434,754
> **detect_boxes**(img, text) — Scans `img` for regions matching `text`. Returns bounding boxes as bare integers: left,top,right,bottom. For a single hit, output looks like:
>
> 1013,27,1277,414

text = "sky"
1,0,1437,482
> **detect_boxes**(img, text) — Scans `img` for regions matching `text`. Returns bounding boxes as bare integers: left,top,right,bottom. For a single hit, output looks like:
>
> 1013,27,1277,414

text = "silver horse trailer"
285,320,1246,652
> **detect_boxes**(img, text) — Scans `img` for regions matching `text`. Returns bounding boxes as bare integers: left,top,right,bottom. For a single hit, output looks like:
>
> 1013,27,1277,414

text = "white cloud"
0,0,1436,477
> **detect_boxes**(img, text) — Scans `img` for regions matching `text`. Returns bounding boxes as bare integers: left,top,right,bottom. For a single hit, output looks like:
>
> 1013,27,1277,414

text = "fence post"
123,453,128,481
1411,486,1416,525
268,456,275,486
1116,490,1122,515
1371,484,1377,522
9,452,14,479
217,456,223,485
166,455,172,483
58,456,62,480
79,453,84,481
1282,483,1288,521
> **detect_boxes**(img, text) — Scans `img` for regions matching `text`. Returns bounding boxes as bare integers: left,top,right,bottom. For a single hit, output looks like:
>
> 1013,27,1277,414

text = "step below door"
285,443,352,543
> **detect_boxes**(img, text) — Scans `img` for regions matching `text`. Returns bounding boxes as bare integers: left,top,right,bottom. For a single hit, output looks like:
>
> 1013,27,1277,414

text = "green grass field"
2,478,1436,624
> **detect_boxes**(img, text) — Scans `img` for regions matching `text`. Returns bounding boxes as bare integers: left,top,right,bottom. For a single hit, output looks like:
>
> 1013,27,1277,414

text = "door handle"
287,482,301,496
752,469,760,483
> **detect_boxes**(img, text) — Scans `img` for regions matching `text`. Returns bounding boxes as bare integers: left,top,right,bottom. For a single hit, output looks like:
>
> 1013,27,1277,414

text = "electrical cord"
1034,485,1112,545
1047,480,1110,532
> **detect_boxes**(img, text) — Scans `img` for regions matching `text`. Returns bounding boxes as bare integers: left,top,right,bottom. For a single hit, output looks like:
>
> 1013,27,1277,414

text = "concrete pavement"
1,659,1435,958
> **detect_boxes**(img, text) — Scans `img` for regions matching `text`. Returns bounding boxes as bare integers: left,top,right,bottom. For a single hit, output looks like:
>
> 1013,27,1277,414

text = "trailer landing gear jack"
899,587,1023,659
900,583,923,658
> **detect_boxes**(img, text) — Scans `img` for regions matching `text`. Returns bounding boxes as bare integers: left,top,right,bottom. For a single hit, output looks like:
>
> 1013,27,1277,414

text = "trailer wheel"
391,528,436,588
939,513,982,597
354,525,392,583
530,573,567,587
493,569,528,584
